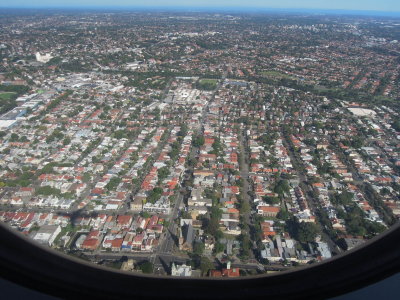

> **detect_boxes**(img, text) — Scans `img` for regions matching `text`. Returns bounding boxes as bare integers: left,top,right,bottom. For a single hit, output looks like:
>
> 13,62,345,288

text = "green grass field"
261,70,296,80
0,92,16,101
197,79,218,90
199,79,218,84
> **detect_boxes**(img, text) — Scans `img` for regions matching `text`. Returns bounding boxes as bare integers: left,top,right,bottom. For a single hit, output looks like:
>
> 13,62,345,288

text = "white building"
32,225,61,246
171,263,192,277
36,52,53,63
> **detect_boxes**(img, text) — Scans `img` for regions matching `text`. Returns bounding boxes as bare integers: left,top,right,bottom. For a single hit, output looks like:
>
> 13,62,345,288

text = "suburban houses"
0,10,399,277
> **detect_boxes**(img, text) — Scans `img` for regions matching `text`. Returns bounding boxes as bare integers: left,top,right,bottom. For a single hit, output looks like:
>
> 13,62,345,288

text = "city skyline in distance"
0,0,400,14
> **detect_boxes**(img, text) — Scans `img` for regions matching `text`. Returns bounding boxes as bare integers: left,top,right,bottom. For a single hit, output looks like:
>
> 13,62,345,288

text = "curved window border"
0,221,399,299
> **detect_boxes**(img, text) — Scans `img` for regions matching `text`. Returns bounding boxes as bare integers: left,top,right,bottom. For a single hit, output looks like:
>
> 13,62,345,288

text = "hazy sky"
0,0,399,12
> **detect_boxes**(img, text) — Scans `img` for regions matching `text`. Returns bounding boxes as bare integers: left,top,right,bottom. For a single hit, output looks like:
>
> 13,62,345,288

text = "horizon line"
0,6,400,16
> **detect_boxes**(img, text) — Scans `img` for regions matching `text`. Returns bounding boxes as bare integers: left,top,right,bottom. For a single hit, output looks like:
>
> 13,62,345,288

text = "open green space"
0,92,16,100
261,70,296,80
0,92,17,114
313,85,397,106
0,85,29,114
197,78,218,90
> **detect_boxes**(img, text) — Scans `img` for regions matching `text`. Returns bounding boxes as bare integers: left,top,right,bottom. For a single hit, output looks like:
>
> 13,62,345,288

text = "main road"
281,132,342,255
84,251,290,273
238,128,256,259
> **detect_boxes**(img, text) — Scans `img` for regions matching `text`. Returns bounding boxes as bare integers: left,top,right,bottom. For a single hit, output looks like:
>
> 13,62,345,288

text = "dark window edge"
0,221,399,299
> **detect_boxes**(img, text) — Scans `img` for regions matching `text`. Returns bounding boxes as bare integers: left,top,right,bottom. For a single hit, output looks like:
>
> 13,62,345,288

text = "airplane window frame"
0,221,399,300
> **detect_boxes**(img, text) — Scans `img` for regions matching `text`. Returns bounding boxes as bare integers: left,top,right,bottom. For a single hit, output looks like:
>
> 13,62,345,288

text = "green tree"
105,177,121,191
274,180,290,196
277,209,291,221
392,119,400,131
181,211,192,219
178,124,188,137
263,195,280,205
380,188,390,196
351,137,363,149
36,186,61,197
114,130,127,139
147,187,163,203
239,198,250,214
206,207,223,236
82,172,91,183
20,136,28,142
193,241,205,255
157,166,170,182
287,217,320,243
333,191,354,206
192,135,205,147
208,137,223,156
297,222,319,243
214,242,225,254
365,221,386,235
238,233,251,259
10,133,19,142
139,261,154,274
200,256,214,276
140,211,151,218
63,137,71,146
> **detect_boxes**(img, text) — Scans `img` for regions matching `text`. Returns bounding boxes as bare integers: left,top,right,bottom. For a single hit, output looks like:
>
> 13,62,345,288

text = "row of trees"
105,177,121,191
157,166,170,183
192,134,205,148
339,204,386,237
36,186,73,199
187,254,215,276
286,217,320,244
147,187,163,204
209,137,223,157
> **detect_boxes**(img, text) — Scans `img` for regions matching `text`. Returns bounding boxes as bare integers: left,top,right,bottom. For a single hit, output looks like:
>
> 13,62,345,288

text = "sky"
0,0,399,13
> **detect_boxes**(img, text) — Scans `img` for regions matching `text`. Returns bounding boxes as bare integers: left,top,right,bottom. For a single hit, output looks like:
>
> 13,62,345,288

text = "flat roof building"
32,225,61,246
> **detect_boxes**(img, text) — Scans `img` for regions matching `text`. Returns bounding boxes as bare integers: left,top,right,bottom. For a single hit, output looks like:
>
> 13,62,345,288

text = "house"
117,215,133,229
147,215,159,227
121,232,135,251
111,238,124,251
81,230,103,251
147,224,163,234
257,205,280,217
210,262,240,278
141,238,157,251
317,143,329,150
132,232,146,250
15,187,35,198
193,170,214,177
